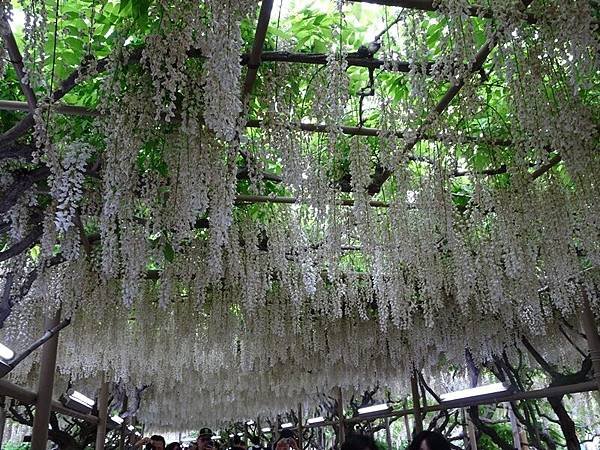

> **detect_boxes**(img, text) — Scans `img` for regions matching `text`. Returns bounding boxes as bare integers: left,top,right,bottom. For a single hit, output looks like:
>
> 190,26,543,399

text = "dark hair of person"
231,436,246,447
341,433,377,450
166,443,181,450
150,435,167,447
278,429,296,441
407,431,452,450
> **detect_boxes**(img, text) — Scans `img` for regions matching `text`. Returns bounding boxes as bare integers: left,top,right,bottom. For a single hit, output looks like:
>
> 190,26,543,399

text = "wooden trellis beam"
245,51,419,72
0,55,110,149
0,100,510,149
235,194,389,207
0,380,99,423
347,0,538,24
365,0,536,194
243,1,275,97
285,380,597,432
0,18,37,112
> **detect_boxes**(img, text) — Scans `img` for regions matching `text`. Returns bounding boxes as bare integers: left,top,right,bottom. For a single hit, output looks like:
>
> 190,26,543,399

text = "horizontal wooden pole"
347,0,538,23
1,318,71,377
0,379,36,404
0,379,99,424
347,380,598,423
252,51,417,72
0,100,99,117
0,101,510,149
299,380,598,430
235,194,389,207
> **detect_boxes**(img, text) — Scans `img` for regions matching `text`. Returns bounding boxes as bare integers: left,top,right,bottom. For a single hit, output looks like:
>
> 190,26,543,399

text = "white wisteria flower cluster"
0,0,598,430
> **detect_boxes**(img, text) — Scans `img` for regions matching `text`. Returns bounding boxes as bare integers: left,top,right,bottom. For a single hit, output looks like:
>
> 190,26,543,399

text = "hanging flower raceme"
199,0,258,142
0,0,599,431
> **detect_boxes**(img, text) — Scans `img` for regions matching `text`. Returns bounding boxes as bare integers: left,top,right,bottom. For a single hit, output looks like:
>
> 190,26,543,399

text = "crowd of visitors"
134,427,453,450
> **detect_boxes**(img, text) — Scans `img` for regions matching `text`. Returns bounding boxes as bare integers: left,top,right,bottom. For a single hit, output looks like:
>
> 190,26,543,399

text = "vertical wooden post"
466,411,478,450
410,373,423,435
335,386,345,447
95,375,110,450
31,312,60,450
519,426,529,450
581,293,600,390
297,403,303,450
385,417,393,450
118,395,128,450
402,400,411,442
0,396,6,450
506,403,522,450
319,426,324,450
460,409,469,450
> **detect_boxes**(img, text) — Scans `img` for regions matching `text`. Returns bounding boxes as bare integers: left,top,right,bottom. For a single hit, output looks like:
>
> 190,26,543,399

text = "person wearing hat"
274,429,298,450
196,428,215,450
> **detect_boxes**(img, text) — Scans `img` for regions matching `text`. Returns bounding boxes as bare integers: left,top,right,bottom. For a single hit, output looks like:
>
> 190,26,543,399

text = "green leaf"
61,49,81,66
164,241,175,262
132,0,152,24
119,0,133,17
29,245,40,262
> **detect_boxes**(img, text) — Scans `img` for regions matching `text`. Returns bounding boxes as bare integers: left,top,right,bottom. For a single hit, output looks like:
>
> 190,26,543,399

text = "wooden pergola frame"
0,1,596,448
0,0,565,204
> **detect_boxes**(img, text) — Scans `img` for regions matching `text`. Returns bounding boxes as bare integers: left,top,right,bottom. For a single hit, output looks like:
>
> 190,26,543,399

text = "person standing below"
249,436,263,450
341,434,377,450
197,428,215,450
230,436,247,450
274,429,299,450
166,442,183,450
407,431,452,450
134,435,167,450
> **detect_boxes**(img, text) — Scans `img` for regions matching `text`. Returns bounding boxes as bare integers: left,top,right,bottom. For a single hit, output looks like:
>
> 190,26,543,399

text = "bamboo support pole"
30,312,60,450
